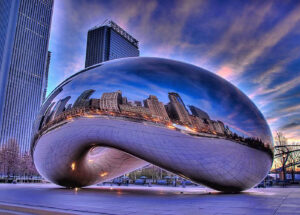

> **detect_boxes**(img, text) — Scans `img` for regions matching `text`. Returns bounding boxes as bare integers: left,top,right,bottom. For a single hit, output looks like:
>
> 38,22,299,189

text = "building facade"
119,104,151,116
99,90,122,112
42,51,51,102
85,20,139,68
144,95,170,121
166,92,192,125
190,115,208,132
189,105,210,120
0,0,53,152
0,0,20,130
51,96,71,120
73,89,95,108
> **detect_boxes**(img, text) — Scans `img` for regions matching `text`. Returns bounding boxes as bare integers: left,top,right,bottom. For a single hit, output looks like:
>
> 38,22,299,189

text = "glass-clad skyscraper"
0,0,54,152
42,51,51,102
85,20,139,68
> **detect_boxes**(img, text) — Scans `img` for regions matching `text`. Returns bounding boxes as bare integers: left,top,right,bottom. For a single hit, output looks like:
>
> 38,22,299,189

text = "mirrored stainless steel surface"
31,57,273,192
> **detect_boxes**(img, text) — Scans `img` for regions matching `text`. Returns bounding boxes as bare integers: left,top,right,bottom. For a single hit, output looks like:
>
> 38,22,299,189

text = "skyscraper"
0,0,54,152
42,51,51,102
73,89,95,108
85,20,139,68
188,105,210,120
99,90,122,112
51,96,71,120
166,92,192,125
144,95,170,121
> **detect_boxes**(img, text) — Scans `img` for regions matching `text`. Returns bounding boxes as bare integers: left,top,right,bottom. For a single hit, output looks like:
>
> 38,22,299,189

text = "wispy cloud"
250,76,300,100
253,48,300,85
134,0,206,57
216,66,236,82
207,2,300,83
205,2,274,65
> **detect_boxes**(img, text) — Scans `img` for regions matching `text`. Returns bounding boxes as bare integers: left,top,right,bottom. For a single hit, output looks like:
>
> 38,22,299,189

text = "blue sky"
48,0,300,142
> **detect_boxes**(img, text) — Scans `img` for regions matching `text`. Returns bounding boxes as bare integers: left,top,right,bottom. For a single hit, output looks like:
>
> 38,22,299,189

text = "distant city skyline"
35,88,273,160
48,0,300,142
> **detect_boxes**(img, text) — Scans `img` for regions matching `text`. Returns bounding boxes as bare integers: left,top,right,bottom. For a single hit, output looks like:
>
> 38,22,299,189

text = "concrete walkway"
0,184,299,214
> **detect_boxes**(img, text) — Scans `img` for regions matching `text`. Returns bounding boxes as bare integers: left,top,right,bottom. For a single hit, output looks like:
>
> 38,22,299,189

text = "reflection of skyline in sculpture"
99,90,122,112
32,57,273,192
73,89,95,108
166,92,192,125
36,88,273,157
51,96,71,121
144,95,170,121
189,105,210,120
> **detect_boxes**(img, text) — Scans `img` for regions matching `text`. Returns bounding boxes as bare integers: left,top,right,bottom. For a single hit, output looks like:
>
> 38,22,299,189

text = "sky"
48,0,300,143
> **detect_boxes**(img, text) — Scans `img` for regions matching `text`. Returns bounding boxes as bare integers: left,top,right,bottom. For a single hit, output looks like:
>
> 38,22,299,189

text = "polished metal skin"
31,57,273,192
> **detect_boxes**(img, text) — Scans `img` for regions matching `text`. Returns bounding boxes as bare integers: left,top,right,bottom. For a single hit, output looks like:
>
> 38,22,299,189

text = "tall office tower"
99,90,122,112
122,97,128,105
85,20,139,68
166,92,192,125
134,101,142,107
0,0,54,152
188,105,210,120
51,96,71,120
73,89,95,108
144,95,170,121
42,51,51,102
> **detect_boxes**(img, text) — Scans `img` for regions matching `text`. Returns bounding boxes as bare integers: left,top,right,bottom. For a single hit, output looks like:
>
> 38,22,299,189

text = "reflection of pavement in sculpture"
34,117,272,192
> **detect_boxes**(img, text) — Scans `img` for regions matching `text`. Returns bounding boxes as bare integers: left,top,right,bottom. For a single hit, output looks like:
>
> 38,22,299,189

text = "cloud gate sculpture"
31,57,273,192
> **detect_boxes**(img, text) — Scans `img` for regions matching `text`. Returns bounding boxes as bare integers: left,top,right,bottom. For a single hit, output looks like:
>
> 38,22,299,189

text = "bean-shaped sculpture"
31,57,273,192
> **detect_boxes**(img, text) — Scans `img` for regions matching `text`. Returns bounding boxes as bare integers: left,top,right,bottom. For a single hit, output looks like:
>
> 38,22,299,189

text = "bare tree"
0,140,40,182
274,132,288,180
0,139,20,178
287,143,300,183
274,132,300,182
19,152,39,177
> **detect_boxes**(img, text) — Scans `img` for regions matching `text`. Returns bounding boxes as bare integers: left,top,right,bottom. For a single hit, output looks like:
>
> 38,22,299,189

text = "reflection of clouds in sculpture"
34,57,273,192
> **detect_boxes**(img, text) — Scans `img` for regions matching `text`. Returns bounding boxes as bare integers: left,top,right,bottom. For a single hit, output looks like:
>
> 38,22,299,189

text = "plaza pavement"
0,184,299,215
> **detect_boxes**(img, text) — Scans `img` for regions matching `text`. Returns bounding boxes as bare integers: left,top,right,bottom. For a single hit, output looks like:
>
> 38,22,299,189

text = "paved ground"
0,184,299,215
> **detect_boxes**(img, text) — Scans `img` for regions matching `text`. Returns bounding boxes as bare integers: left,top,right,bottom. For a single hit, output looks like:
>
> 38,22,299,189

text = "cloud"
266,116,280,125
216,65,236,81
278,104,300,114
253,48,300,85
135,0,205,57
238,4,300,70
250,76,300,100
282,129,300,144
204,2,273,64
280,122,300,130
209,3,300,82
